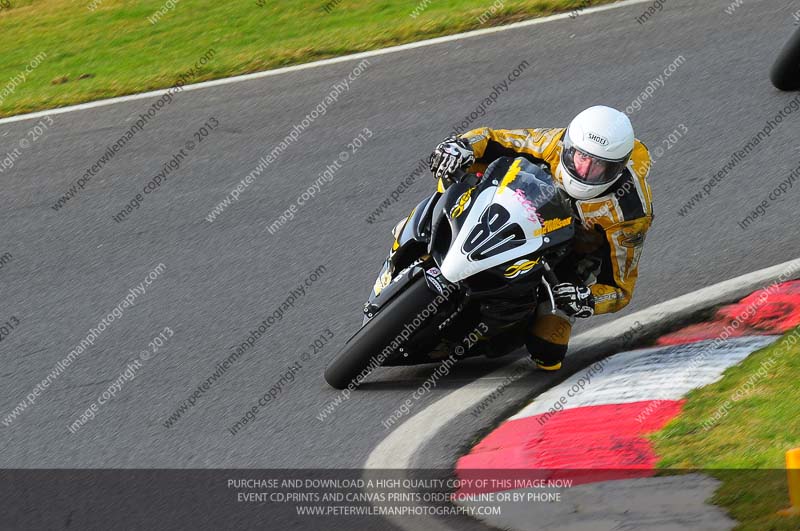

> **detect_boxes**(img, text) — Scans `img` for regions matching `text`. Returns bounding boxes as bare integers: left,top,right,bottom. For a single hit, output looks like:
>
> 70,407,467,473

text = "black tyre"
770,27,800,91
324,277,439,389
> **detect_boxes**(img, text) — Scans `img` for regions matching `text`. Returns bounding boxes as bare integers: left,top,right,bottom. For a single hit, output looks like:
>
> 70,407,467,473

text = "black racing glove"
552,282,595,318
429,135,475,182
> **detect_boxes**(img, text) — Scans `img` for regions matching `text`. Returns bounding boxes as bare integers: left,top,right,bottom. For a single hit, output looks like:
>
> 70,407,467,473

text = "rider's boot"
526,303,573,371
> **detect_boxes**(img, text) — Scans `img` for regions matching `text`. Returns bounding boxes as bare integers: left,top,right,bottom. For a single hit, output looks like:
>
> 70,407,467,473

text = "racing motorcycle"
324,157,576,390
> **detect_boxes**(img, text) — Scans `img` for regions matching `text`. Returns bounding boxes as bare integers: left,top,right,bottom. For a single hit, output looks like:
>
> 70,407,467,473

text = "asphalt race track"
1,0,798,492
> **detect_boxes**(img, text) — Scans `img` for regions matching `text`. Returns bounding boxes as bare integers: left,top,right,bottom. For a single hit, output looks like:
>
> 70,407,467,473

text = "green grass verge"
0,0,616,117
650,328,800,531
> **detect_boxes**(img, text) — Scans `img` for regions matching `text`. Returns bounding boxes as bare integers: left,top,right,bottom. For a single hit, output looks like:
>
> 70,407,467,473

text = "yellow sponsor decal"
504,258,541,278
373,270,392,295
497,158,523,193
391,208,416,251
533,217,572,237
449,188,474,218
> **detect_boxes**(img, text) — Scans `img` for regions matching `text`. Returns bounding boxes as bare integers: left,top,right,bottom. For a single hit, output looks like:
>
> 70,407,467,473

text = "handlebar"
448,168,481,187
541,259,559,285
540,259,560,315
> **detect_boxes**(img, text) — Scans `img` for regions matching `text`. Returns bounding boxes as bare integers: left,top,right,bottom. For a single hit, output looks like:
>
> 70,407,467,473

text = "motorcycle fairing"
365,191,442,319
396,192,438,250
432,157,575,283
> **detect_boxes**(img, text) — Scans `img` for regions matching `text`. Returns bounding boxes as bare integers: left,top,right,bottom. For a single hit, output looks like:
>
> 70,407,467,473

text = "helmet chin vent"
556,161,619,200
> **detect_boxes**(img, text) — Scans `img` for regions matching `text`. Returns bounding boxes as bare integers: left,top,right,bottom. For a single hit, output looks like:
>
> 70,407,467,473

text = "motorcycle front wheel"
770,26,800,91
323,277,439,390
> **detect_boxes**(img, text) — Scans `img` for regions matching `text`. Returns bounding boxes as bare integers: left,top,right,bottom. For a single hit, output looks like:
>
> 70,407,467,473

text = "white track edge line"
364,257,800,531
0,0,653,126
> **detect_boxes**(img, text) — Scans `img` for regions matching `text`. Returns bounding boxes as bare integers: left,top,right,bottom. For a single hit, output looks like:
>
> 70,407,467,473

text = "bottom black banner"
0,469,792,530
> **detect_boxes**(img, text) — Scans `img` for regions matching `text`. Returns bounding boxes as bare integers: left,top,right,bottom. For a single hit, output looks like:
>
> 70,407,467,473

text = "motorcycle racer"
428,105,653,371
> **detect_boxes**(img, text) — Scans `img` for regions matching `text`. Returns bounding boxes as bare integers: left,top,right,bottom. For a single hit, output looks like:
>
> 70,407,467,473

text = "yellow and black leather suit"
453,126,653,314
444,127,654,367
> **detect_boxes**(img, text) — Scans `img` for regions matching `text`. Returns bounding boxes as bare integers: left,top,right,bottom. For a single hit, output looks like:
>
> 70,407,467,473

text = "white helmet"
556,105,634,200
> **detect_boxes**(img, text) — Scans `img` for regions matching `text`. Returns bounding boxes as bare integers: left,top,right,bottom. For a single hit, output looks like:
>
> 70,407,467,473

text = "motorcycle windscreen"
440,162,569,282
